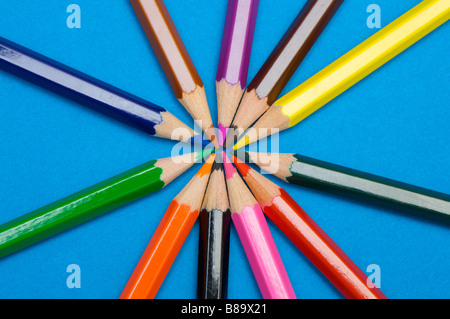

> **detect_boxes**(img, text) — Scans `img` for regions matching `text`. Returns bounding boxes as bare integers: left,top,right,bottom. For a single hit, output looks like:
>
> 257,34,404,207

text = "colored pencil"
0,150,213,259
222,152,296,299
120,153,215,299
243,151,450,220
232,155,387,299
130,0,219,148
234,0,450,149
228,0,342,145
197,158,231,299
216,0,259,146
0,36,203,144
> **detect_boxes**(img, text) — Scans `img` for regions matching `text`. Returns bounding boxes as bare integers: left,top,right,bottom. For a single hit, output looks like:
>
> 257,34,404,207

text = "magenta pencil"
216,0,259,146
222,152,296,299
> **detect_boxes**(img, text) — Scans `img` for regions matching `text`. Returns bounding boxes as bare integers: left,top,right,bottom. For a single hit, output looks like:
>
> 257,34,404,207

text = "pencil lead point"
222,151,236,179
233,135,249,151
218,124,228,147
232,155,251,177
198,147,214,162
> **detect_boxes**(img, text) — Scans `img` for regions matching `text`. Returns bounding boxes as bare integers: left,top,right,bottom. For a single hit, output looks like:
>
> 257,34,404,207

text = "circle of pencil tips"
1,0,448,300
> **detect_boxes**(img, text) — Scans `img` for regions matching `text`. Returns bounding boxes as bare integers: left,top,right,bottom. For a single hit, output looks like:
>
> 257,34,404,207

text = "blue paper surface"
0,0,448,299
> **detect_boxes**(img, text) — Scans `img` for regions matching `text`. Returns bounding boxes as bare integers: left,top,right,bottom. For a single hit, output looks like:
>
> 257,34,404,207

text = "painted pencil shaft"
230,0,342,139
198,209,231,298
216,0,259,87
235,0,450,149
130,0,218,147
0,151,210,259
222,152,296,299
232,156,387,299
247,152,450,219
0,36,199,143
130,0,202,99
232,203,296,299
197,161,231,299
121,154,215,299
216,0,259,145
122,201,197,299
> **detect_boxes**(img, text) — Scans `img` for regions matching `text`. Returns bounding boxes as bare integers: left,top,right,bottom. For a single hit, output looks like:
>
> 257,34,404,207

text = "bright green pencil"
0,149,213,259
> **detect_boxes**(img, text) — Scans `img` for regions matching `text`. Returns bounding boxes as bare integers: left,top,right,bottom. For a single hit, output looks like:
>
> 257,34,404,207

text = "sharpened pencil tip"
222,151,237,179
232,155,251,177
196,153,216,177
233,135,249,150
205,126,220,149
197,147,215,163
230,148,250,163
210,135,220,149
242,151,251,163
188,134,213,147
211,160,223,172
218,124,228,147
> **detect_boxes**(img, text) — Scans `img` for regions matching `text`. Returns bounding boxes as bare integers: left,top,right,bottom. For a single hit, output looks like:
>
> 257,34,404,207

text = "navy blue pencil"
0,36,205,144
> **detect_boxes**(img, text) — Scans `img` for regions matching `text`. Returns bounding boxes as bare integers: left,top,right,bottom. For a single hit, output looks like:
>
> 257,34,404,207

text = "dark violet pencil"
216,0,259,145
0,36,203,144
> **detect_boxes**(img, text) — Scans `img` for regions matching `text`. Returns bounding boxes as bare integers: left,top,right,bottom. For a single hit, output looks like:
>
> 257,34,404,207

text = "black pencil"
197,159,231,299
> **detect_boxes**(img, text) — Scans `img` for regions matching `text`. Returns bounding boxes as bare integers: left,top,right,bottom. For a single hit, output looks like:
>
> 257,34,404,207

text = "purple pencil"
216,0,259,146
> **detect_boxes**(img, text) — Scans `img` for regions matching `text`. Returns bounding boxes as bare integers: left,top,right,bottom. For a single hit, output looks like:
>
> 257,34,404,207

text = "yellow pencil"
234,0,450,150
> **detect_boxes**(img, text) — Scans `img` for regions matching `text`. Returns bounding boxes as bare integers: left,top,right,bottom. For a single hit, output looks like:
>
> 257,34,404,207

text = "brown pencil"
130,0,219,148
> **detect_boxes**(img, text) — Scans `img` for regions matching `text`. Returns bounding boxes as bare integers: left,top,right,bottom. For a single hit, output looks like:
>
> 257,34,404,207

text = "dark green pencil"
243,151,450,220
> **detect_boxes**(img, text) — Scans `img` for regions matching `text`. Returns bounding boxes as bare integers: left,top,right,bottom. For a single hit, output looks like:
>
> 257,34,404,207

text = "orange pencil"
120,153,215,299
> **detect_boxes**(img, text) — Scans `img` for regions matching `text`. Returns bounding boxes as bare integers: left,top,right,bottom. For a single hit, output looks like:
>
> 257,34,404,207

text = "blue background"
0,0,448,299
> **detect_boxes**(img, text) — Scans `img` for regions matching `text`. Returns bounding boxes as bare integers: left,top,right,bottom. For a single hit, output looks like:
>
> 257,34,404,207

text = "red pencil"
232,155,387,299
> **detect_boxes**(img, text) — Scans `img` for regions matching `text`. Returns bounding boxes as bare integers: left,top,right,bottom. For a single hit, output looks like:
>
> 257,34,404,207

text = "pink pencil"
222,152,296,299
